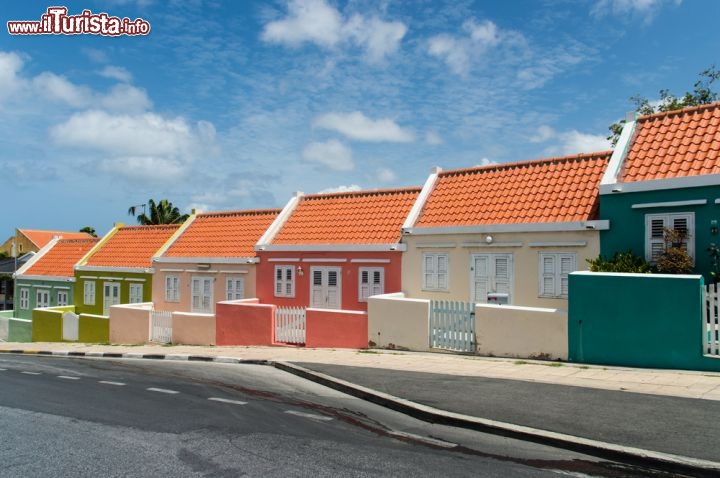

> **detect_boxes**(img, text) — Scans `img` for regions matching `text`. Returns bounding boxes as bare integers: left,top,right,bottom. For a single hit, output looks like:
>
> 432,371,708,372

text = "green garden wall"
78,314,109,343
600,185,720,280
568,271,720,371
8,318,31,342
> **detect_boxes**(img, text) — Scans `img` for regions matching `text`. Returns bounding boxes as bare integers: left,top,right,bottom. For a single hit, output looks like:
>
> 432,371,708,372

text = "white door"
471,253,513,304
310,267,341,309
103,282,120,315
191,277,213,313
36,289,50,308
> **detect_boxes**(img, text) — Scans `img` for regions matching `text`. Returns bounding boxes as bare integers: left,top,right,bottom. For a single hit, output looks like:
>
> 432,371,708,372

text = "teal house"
13,237,99,320
599,103,720,280
74,224,181,316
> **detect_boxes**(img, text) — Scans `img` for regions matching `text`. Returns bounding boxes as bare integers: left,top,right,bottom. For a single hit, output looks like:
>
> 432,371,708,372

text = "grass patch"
358,350,379,354
514,360,528,365
544,362,563,367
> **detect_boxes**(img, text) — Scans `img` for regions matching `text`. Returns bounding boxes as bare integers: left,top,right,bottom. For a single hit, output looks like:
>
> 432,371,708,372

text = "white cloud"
317,184,362,194
425,130,443,145
591,0,681,24
99,84,152,113
262,0,407,62
312,111,414,142
302,139,354,171
428,19,522,76
542,130,611,156
81,48,109,63
98,156,187,181
99,66,133,83
376,167,396,183
476,158,499,167
0,51,26,100
32,72,92,108
530,125,555,143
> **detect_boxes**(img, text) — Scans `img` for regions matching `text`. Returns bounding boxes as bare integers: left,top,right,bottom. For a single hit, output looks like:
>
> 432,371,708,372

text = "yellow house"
401,151,611,309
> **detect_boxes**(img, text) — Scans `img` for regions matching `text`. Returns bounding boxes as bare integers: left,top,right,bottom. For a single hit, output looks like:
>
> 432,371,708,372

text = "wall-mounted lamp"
485,235,493,244
297,265,304,277
712,220,718,236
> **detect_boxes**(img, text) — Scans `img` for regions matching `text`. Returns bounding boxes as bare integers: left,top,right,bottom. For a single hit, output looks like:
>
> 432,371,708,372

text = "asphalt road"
0,355,685,477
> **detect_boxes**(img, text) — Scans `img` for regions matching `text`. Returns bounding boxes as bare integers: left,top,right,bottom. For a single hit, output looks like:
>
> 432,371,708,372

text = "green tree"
655,228,693,274
79,226,97,237
128,199,189,225
586,250,652,273
608,66,720,145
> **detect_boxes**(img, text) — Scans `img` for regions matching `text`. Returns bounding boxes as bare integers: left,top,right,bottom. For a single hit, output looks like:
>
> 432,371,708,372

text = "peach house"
254,187,422,312
151,209,281,313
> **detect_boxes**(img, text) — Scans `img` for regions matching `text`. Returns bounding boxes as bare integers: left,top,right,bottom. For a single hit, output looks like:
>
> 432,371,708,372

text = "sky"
1,0,718,236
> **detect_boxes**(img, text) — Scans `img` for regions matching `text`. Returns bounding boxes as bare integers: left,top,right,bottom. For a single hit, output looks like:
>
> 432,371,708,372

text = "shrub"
586,250,652,273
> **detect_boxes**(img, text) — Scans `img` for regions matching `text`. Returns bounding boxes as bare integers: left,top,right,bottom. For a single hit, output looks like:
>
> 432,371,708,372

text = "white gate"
275,306,306,345
62,311,79,341
704,283,719,356
151,310,173,344
430,300,476,352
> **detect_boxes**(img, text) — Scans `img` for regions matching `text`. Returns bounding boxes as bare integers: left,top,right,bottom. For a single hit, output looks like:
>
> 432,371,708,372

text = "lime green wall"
74,271,152,316
568,272,719,371
78,314,109,343
600,185,720,280
31,307,72,342
14,278,75,320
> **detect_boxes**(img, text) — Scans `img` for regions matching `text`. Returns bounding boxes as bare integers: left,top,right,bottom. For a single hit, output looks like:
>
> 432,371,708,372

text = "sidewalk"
2,342,720,473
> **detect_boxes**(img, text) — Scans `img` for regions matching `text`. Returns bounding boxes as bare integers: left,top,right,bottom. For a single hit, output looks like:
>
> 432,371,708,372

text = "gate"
430,300,476,352
62,311,79,341
151,310,173,344
704,283,719,356
275,306,306,345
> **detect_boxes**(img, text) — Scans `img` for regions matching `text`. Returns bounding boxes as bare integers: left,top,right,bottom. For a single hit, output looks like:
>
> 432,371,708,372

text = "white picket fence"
430,300,476,353
151,310,173,344
275,306,306,345
704,283,720,356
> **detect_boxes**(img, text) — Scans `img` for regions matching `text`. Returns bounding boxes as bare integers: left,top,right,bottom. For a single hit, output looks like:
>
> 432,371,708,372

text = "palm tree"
128,199,189,225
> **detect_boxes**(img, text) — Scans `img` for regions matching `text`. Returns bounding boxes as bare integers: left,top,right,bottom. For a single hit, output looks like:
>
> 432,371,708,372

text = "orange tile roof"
271,188,422,244
24,238,99,277
84,225,180,268
19,229,93,249
620,102,720,182
414,152,611,228
163,209,280,258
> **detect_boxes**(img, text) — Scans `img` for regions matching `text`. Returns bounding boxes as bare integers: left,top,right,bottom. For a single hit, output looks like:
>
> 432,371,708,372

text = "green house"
13,237,99,320
74,224,182,316
599,103,720,280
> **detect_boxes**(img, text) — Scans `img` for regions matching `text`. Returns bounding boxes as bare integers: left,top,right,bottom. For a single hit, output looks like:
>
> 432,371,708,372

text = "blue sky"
1,0,717,236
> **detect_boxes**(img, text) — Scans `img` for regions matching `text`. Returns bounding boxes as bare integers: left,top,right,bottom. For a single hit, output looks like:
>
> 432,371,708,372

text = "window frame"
83,281,95,305
274,265,295,298
129,283,144,304
226,277,245,301
19,287,30,310
358,267,384,302
422,253,449,291
57,290,69,307
538,252,576,299
165,275,180,302
645,212,695,264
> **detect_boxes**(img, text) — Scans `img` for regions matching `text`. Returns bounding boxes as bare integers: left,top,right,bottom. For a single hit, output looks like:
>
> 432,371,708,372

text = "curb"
4,349,720,476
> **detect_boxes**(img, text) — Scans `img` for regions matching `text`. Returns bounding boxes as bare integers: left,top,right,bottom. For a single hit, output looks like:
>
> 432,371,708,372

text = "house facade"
255,188,421,312
599,103,720,279
151,209,280,313
12,237,99,320
74,224,181,316
402,152,611,309
1,229,92,257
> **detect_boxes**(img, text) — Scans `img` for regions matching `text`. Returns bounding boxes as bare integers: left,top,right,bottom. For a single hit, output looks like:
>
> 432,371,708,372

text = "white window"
423,253,449,291
103,282,120,316
471,253,513,304
310,267,342,309
36,289,50,308
83,281,95,305
539,253,576,299
57,291,69,307
129,283,143,304
19,288,30,310
191,277,213,313
359,268,384,301
226,278,245,301
274,266,295,298
645,212,695,263
165,276,180,302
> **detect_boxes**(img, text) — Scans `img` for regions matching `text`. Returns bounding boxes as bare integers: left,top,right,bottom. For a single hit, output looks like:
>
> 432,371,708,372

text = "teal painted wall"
78,314,109,343
599,185,720,280
14,278,76,320
74,271,152,316
568,272,720,371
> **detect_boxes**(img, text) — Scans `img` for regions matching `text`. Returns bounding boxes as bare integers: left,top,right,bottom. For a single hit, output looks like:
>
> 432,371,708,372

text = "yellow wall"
401,230,600,309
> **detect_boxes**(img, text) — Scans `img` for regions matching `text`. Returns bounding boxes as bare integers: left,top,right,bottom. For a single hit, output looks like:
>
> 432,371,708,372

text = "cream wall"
152,262,256,313
367,293,430,351
401,230,600,309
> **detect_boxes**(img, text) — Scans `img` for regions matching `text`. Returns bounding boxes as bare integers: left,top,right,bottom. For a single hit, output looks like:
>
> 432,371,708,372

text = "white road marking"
57,376,80,380
99,381,126,386
0,368,6,371
388,431,458,448
21,371,41,375
284,410,333,421
147,387,180,394
208,397,248,405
